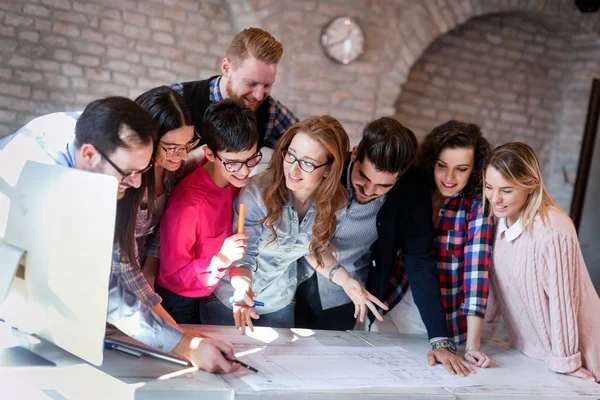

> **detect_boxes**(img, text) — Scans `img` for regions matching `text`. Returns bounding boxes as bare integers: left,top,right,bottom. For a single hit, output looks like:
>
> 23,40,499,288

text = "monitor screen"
0,160,117,365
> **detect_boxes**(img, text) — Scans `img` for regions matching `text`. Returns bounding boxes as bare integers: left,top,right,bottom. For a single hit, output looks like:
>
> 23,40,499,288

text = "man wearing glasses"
156,99,261,325
0,98,240,374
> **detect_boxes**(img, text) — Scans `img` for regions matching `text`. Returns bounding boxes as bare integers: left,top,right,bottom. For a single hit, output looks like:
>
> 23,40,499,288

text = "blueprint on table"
237,345,478,391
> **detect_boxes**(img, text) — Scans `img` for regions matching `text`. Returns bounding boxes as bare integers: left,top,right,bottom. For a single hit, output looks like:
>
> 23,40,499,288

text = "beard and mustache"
225,78,266,112
351,182,379,204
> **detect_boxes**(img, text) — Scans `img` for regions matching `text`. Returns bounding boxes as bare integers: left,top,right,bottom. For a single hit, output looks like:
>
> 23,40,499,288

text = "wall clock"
320,16,365,65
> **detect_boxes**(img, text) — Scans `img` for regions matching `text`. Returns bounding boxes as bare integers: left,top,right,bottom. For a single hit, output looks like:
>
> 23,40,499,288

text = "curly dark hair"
416,120,491,200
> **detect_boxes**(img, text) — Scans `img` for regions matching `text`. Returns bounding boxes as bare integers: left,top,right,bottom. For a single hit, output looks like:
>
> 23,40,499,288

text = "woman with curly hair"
211,116,380,332
385,120,494,368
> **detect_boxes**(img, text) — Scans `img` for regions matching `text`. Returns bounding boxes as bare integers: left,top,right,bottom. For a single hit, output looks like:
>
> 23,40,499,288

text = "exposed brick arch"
229,0,599,144
374,0,599,117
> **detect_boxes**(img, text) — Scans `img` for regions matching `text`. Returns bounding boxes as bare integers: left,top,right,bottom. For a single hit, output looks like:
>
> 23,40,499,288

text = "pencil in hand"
238,203,246,234
223,352,259,373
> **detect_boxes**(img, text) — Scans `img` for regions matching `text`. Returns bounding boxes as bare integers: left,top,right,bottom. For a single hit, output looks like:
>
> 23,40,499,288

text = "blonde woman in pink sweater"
483,142,599,382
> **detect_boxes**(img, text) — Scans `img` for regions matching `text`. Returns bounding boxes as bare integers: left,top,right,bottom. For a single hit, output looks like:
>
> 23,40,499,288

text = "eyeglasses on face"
159,129,202,158
96,148,152,183
215,151,263,172
282,150,330,173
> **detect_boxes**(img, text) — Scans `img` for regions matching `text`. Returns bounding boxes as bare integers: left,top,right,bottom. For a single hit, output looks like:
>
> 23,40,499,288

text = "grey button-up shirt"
214,173,315,315
297,161,385,309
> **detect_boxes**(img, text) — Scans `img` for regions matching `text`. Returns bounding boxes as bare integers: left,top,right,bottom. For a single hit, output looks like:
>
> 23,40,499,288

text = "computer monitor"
0,159,117,366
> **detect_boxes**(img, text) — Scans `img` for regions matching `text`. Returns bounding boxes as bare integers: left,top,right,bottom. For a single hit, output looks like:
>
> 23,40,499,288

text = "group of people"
1,27,598,381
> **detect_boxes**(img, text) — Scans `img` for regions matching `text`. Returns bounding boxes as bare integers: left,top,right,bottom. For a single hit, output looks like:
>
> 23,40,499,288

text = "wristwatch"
431,339,457,354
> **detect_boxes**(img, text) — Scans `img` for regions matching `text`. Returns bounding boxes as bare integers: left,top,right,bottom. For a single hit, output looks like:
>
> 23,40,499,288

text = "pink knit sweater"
487,207,600,379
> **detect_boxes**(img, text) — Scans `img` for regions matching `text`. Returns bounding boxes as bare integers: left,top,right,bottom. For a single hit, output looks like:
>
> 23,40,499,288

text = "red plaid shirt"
385,194,493,344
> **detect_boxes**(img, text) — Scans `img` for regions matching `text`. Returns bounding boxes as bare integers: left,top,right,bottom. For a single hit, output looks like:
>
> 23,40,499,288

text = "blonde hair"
226,28,283,68
483,142,561,231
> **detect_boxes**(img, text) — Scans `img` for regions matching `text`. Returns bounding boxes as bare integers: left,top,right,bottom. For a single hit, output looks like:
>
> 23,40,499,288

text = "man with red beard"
171,27,297,150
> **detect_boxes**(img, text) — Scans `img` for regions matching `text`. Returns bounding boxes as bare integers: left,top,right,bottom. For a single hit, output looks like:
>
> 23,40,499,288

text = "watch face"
448,340,457,353
320,16,365,64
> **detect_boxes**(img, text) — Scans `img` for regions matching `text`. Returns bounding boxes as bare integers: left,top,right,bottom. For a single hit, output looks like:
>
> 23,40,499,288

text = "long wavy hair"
261,116,349,268
416,120,491,200
483,142,560,231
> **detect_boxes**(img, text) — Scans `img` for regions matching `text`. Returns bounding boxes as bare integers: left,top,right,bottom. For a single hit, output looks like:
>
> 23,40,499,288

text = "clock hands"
324,31,352,48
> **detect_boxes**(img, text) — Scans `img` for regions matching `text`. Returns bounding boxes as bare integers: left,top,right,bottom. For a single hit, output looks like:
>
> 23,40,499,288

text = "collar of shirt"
345,161,386,205
64,138,76,168
496,217,524,241
443,191,464,204
284,189,317,213
209,75,223,102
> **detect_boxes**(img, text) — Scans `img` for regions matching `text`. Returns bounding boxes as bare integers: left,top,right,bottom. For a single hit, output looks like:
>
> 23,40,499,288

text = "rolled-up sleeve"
231,184,266,272
107,273,183,352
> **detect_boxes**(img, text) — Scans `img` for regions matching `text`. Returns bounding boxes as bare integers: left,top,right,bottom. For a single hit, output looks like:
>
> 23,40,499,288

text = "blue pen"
229,297,264,307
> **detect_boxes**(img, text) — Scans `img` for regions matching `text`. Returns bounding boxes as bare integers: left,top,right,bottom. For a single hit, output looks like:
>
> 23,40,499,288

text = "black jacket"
357,164,448,340
181,76,271,148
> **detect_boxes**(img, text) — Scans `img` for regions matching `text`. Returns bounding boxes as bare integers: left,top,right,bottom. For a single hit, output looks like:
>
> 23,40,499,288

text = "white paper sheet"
237,345,478,391
196,327,325,351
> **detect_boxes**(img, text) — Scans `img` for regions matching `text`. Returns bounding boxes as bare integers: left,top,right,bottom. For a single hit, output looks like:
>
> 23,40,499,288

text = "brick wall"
547,33,600,209
0,0,232,137
394,14,569,171
392,13,600,210
1,0,600,210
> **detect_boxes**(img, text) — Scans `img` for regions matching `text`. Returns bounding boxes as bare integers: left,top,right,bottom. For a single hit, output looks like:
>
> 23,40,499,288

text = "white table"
2,324,599,399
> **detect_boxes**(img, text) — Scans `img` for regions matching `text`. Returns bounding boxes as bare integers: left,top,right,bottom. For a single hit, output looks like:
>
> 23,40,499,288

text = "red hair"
262,116,349,268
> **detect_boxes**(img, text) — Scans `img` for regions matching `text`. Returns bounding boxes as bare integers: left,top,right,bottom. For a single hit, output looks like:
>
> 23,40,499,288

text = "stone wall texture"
1,0,600,209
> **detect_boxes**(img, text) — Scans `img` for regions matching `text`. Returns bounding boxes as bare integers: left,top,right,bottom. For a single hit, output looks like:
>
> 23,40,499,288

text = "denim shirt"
214,173,315,315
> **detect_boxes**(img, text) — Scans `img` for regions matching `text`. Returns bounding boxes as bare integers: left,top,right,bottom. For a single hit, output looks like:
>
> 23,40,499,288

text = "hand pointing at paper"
305,250,389,322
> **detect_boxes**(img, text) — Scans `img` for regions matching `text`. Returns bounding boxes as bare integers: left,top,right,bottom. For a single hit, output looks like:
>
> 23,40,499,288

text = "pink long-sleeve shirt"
487,207,600,379
156,164,239,298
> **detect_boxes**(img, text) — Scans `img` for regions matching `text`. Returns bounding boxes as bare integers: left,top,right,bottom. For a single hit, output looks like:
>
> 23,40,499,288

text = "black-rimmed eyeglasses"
159,129,202,159
215,151,263,172
96,148,152,183
282,150,330,173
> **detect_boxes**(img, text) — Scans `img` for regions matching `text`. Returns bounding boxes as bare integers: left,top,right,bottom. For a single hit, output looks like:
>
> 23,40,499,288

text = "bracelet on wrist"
328,264,343,283
465,347,480,352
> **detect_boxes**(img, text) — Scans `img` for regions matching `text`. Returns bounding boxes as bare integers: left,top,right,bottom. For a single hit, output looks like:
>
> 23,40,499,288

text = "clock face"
321,17,365,65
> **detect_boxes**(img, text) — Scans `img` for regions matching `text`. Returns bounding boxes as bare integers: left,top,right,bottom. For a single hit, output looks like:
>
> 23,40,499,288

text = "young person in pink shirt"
156,99,261,324
484,142,600,382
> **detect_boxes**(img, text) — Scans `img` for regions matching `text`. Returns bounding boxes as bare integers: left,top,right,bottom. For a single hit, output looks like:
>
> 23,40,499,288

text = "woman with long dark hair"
111,86,197,326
